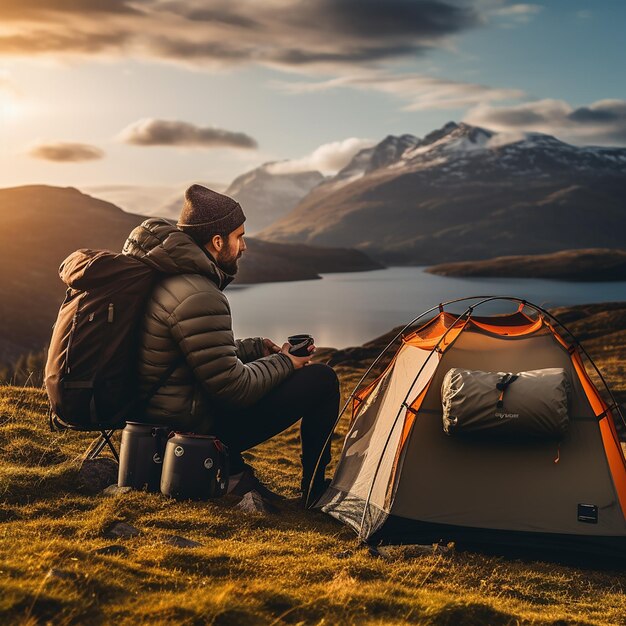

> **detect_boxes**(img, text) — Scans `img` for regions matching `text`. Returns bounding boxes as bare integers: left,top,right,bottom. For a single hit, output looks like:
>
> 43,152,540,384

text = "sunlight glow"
0,94,24,121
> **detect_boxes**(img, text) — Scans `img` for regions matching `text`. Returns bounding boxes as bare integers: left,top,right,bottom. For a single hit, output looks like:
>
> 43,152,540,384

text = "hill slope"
0,185,380,363
1,302,626,624
259,123,626,264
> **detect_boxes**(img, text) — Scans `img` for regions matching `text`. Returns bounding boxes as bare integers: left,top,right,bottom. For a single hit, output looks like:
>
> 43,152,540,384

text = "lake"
227,267,626,349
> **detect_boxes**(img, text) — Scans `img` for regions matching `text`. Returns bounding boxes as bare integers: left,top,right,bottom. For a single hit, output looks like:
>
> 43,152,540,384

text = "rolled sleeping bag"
441,367,570,438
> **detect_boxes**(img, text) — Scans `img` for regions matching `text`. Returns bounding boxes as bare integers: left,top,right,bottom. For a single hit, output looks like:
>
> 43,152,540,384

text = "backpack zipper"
65,312,79,374
107,303,114,323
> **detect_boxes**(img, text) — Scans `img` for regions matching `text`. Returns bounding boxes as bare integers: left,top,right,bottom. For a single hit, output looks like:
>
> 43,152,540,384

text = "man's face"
216,224,246,275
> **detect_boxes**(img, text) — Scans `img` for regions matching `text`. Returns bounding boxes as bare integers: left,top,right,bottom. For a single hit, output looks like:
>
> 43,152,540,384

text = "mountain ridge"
259,122,626,263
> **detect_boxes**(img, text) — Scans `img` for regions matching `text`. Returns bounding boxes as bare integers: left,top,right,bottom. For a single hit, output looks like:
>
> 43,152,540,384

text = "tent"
315,296,626,559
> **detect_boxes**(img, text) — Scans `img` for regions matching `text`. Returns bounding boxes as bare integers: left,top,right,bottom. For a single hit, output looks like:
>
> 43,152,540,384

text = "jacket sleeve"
235,337,264,363
167,289,293,408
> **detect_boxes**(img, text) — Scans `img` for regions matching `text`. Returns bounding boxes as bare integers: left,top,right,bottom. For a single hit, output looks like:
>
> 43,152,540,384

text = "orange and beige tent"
315,297,626,558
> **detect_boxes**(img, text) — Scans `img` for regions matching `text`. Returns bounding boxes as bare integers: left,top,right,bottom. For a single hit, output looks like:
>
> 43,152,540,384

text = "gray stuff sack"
441,367,570,438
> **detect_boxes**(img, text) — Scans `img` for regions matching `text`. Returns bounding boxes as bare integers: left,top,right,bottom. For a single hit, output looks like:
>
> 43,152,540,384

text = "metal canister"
160,432,229,500
117,422,170,492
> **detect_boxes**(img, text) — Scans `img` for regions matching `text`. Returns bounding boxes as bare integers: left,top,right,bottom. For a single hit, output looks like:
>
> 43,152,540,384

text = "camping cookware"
160,433,229,500
118,422,170,492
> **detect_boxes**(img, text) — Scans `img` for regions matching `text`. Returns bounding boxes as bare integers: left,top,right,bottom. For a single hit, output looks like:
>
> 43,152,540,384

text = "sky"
1,0,625,207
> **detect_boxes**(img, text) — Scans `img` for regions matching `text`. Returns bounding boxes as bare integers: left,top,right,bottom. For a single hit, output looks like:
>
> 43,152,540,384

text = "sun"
0,94,24,121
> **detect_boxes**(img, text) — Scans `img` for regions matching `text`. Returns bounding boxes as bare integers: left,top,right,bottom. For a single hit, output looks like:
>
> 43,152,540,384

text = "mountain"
259,122,626,264
224,164,325,234
82,184,183,219
0,185,380,363
329,134,419,187
427,248,626,281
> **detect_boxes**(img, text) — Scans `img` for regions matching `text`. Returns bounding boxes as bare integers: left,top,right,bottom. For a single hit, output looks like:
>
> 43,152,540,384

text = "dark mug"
288,334,314,357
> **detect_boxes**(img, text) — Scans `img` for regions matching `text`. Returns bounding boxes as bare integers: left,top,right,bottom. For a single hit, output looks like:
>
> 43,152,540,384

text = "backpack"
45,248,182,429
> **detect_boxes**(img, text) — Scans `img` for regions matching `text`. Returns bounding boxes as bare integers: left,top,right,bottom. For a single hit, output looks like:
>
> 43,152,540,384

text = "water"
227,267,626,349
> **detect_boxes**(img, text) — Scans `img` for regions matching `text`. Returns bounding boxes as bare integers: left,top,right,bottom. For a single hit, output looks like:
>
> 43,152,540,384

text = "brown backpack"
45,248,182,429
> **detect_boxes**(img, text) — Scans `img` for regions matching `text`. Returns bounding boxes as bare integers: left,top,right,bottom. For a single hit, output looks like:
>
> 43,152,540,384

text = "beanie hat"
177,184,246,244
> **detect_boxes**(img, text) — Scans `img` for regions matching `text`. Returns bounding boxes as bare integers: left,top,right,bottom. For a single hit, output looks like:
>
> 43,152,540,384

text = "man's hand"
280,342,315,370
262,338,281,357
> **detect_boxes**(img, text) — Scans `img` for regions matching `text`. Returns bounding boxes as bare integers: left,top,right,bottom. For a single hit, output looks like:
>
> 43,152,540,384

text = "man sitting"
123,184,338,503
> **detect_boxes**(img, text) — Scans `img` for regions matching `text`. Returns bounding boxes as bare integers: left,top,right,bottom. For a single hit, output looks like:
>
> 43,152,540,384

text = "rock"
92,544,129,556
236,490,278,514
334,550,353,559
163,534,203,548
47,567,79,581
78,458,118,495
101,484,133,497
103,522,141,539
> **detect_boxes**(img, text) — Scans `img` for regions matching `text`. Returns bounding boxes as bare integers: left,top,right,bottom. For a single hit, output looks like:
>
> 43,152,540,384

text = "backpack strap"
137,353,187,416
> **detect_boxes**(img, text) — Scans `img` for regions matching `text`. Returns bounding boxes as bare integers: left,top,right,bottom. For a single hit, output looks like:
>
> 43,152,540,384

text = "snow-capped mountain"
395,122,626,181
259,122,626,264
224,164,325,234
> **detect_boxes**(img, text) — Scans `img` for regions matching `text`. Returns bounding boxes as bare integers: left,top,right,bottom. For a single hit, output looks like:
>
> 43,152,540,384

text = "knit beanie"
177,184,246,244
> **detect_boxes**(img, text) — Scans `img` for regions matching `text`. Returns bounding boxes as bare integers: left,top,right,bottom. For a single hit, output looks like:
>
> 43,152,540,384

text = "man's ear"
211,234,223,251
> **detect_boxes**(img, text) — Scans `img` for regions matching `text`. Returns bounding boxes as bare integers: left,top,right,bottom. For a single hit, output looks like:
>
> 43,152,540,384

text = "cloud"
266,138,375,175
0,31,132,55
275,70,524,111
2,0,144,20
465,99,626,145
118,119,258,149
28,142,105,162
0,0,480,71
491,3,542,17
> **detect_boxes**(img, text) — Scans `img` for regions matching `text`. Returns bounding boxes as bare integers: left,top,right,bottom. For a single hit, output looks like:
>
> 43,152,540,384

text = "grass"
2,321,626,625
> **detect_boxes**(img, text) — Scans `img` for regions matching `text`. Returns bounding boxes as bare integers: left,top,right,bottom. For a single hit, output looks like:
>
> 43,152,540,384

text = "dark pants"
212,364,339,487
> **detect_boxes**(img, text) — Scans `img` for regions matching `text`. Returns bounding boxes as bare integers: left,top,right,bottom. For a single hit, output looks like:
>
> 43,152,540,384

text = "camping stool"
48,409,124,462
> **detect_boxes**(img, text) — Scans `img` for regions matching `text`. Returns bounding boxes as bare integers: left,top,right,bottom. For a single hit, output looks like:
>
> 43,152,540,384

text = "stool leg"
102,430,120,463
86,430,119,462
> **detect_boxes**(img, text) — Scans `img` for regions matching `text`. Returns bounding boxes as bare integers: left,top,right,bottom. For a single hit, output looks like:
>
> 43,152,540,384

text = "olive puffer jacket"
123,218,294,432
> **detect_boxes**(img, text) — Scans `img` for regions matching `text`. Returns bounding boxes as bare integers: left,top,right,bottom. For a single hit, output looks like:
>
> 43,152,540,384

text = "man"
123,184,338,503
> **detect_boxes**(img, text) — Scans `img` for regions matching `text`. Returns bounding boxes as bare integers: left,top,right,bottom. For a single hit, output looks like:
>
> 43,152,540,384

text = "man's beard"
216,246,241,276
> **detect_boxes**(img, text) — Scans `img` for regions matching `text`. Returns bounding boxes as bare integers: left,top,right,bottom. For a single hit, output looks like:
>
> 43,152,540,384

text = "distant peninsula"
426,249,626,282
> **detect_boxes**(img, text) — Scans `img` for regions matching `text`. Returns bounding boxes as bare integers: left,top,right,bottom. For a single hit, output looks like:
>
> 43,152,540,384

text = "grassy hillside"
2,303,626,625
